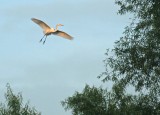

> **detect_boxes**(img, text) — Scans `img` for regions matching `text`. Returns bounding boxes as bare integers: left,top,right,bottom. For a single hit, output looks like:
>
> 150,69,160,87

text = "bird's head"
57,24,64,26
55,24,64,31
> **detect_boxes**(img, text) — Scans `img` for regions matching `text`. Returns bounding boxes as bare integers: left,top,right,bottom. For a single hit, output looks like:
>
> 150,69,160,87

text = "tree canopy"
0,84,41,115
100,0,160,96
61,85,108,115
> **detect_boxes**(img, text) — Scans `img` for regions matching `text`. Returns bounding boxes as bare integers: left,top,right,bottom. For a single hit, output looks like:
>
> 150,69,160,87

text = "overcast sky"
0,0,130,115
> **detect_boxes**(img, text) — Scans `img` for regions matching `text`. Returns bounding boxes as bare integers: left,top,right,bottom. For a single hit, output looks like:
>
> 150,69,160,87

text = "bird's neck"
51,28,55,32
55,25,59,31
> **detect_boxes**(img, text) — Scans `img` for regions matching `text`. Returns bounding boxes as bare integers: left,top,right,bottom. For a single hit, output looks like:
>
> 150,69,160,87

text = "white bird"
31,18,73,44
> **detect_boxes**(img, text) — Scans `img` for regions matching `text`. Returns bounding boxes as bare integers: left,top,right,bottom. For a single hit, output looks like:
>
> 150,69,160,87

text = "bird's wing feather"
52,30,73,40
31,18,51,31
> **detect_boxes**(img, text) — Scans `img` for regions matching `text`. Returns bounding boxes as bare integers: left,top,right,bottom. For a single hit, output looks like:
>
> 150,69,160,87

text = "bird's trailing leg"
43,36,47,44
39,34,46,43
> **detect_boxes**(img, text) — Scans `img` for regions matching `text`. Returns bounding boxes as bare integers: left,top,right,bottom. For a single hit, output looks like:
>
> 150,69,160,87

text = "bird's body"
31,18,73,44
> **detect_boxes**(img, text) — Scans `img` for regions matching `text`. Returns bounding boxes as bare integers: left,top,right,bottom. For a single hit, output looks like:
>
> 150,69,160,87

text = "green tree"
0,84,41,115
100,0,160,97
61,85,109,115
62,85,160,115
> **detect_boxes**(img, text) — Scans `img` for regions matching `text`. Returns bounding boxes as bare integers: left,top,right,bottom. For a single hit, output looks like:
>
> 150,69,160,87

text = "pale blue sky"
0,0,130,115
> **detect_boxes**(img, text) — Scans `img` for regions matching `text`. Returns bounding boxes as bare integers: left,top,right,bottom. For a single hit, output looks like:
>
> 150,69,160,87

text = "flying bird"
31,18,73,44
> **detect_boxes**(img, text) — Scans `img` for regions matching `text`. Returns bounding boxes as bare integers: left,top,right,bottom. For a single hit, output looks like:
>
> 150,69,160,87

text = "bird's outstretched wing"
31,18,51,31
52,30,73,40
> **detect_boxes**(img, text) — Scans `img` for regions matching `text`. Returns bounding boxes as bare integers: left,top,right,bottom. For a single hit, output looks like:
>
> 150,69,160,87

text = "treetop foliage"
100,0,160,96
0,84,41,115
61,85,108,115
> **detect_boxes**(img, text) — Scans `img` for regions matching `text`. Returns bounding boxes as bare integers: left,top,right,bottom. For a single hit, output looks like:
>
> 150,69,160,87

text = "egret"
31,18,73,44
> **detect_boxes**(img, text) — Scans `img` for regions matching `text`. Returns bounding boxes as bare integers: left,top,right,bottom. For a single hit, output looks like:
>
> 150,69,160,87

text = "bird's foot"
39,39,43,42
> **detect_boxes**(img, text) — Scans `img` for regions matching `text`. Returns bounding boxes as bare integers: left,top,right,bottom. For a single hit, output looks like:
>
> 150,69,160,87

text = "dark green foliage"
100,0,160,96
61,85,108,115
98,0,160,114
0,84,41,115
62,84,160,115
